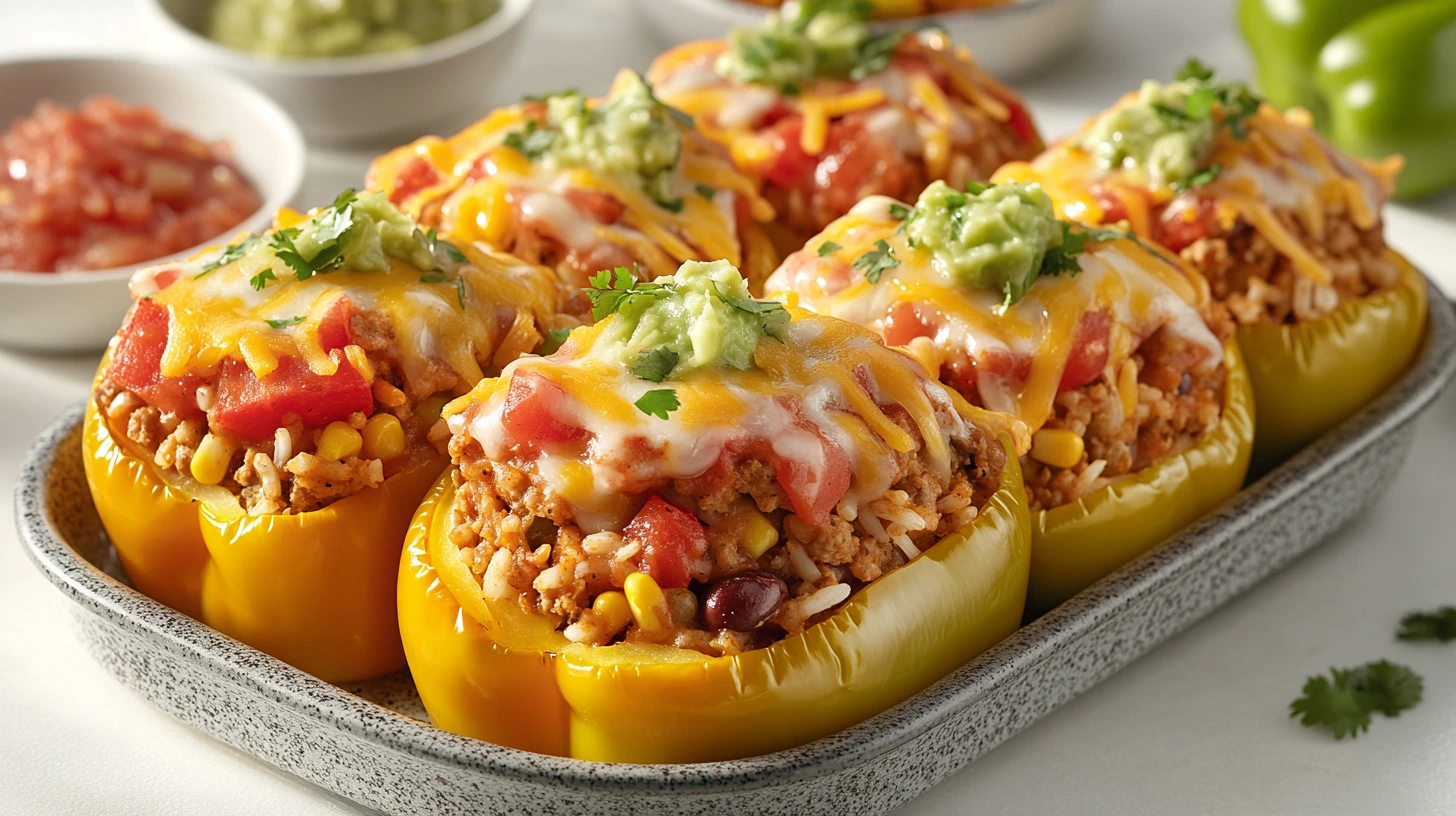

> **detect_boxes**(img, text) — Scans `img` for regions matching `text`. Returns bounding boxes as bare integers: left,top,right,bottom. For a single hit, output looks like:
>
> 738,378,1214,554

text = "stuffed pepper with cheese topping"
767,180,1254,615
993,60,1427,471
645,0,1042,246
399,259,1031,762
366,70,779,304
82,190,570,683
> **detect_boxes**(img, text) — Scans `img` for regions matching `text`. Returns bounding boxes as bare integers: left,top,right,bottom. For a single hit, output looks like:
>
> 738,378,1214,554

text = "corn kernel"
1029,428,1086,470
592,591,632,636
1117,359,1139,420
557,461,595,506
452,180,512,246
738,507,779,559
487,146,531,177
361,414,406,461
190,433,232,486
317,421,363,461
624,572,668,633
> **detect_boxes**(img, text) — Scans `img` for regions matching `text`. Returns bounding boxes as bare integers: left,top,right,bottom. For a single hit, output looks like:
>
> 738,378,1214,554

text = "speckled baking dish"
15,280,1456,816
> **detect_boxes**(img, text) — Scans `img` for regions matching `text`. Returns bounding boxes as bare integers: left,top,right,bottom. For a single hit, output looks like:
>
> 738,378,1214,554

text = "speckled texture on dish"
15,285,1456,816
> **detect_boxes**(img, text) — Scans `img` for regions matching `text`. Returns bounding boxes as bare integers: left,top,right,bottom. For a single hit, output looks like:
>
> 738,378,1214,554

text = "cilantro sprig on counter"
1397,607,1456,643
1290,661,1423,740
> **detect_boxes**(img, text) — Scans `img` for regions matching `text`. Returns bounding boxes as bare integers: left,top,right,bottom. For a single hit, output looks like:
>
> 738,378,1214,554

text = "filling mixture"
443,260,1016,655
766,180,1234,511
95,190,568,515
646,0,1041,236
994,59,1401,327
366,71,776,301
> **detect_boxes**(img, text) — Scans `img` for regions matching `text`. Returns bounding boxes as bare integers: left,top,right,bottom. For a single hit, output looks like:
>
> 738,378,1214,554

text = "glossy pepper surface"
1240,252,1427,474
1027,342,1254,618
398,437,1030,763
1239,0,1456,198
82,374,443,683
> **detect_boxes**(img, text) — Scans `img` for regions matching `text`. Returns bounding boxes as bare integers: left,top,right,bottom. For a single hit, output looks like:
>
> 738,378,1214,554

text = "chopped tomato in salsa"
500,370,586,448
625,496,708,589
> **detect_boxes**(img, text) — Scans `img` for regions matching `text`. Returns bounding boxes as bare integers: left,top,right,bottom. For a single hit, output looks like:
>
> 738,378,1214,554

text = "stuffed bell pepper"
993,61,1426,471
83,190,570,683
645,0,1042,245
766,180,1254,615
399,259,1032,762
366,70,778,306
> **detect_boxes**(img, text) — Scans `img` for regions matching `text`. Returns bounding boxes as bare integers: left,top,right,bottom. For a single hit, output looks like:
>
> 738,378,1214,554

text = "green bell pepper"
1239,0,1456,199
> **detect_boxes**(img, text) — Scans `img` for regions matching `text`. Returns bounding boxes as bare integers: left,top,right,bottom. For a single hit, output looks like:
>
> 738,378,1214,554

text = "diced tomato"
213,355,373,441
381,156,440,206
500,370,585,448
563,188,626,225
1154,194,1216,253
763,117,819,187
625,496,708,590
890,54,951,90
772,407,853,526
1058,310,1112,392
108,299,205,418
882,301,937,347
1088,182,1130,225
992,90,1039,146
316,297,355,353
978,347,1033,383
814,118,917,218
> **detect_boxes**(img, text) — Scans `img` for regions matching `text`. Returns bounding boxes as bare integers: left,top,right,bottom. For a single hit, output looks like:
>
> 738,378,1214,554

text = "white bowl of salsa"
0,55,304,352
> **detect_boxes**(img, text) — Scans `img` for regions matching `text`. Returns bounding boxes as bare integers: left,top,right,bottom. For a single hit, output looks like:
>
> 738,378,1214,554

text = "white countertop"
3,1,1455,813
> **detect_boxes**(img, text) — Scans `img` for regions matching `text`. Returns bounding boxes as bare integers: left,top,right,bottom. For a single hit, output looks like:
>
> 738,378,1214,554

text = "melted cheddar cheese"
992,100,1399,288
446,310,1026,530
764,196,1223,432
366,71,775,291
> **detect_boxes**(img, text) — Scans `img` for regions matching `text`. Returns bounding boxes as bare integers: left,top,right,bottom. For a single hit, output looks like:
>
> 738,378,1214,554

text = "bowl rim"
0,52,306,287
137,0,538,77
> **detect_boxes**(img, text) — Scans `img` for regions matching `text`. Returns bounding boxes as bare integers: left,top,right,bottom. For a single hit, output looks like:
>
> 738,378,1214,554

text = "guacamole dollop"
590,260,788,376
902,181,1062,307
715,0,897,90
1077,79,1216,189
209,0,499,59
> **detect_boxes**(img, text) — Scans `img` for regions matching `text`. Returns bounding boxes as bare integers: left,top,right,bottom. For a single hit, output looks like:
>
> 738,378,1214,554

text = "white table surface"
3,1,1455,813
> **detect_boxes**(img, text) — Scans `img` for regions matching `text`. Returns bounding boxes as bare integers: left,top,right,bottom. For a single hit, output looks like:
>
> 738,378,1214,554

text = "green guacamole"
715,0,897,89
593,260,787,376
902,181,1062,307
1077,79,1216,189
208,0,499,59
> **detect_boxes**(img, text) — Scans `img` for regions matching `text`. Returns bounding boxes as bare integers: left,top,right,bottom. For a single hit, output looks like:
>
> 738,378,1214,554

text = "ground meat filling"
94,342,446,516
1177,200,1399,326
444,408,1005,658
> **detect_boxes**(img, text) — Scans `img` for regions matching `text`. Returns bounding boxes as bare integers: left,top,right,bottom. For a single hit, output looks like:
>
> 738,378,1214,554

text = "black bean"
703,570,787,631
1178,372,1193,396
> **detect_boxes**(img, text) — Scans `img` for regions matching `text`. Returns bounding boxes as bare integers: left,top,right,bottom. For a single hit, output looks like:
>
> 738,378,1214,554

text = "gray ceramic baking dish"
15,280,1456,816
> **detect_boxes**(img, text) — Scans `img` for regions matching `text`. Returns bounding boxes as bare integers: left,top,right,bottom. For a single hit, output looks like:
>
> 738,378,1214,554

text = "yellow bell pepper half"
398,436,1031,763
81,384,444,684
1027,341,1255,618
1239,252,1427,475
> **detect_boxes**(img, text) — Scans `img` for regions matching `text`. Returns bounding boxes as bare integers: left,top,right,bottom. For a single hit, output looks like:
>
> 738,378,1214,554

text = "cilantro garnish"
719,0,902,88
541,327,573,355
523,89,579,103
853,239,899,284
1173,57,1261,139
504,119,556,159
887,202,911,220
695,183,717,200
631,348,680,383
264,315,305,329
1398,607,1456,642
635,388,680,420
1290,660,1423,740
965,180,994,195
584,266,675,321
1176,57,1214,82
198,234,260,277
656,195,685,213
1040,223,1126,278
817,240,841,257
249,269,278,291
1172,163,1222,193
418,273,446,283
710,283,790,342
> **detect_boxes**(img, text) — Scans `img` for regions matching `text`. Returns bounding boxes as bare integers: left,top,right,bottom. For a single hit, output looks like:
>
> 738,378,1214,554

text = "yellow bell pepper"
398,437,1031,763
81,380,444,684
1239,252,1427,474
1027,342,1255,617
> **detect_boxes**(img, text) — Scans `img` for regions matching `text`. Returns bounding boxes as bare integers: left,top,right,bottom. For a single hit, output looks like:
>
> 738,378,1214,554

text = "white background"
2,0,1455,813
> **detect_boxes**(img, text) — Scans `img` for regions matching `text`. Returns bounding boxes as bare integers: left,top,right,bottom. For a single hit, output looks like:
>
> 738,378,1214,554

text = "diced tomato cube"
213,355,373,441
881,301,937,347
625,496,708,590
316,297,355,353
773,414,852,527
108,299,205,418
500,370,586,448
763,117,820,187
1154,194,1216,253
563,188,626,225
1058,310,1112,392
380,156,440,206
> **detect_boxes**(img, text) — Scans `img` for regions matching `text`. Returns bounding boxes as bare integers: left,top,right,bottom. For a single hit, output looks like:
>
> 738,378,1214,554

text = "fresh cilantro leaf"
817,240,842,257
198,234,259,276
504,120,555,159
441,240,466,264
694,183,717,200
541,327,573,355
631,348,680,382
418,273,447,284
965,180,993,194
1184,86,1217,120
849,29,901,81
523,88,579,102
1349,660,1423,717
853,239,899,284
887,202,911,220
249,269,278,291
1176,57,1214,82
1039,223,1124,280
1398,607,1456,642
710,283,791,342
583,266,674,321
455,276,467,309
1152,102,1192,127
656,195,685,213
268,228,316,281
1173,163,1222,193
635,388,680,420
1290,669,1371,740
265,315,305,329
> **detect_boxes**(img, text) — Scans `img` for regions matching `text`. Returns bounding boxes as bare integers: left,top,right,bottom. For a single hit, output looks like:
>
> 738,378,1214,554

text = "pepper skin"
1240,253,1427,475
398,437,1030,763
1239,0,1456,199
82,380,443,683
1027,342,1254,618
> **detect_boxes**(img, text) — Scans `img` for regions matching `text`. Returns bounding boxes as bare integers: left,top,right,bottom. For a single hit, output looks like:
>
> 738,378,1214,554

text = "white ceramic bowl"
633,0,1101,79
138,0,537,147
0,55,305,353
